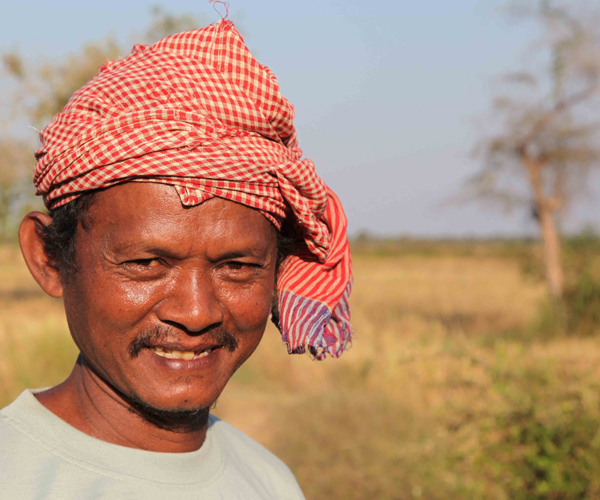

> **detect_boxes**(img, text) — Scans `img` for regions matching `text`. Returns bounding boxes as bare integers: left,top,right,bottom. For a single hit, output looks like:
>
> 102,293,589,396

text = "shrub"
565,273,600,336
482,399,600,499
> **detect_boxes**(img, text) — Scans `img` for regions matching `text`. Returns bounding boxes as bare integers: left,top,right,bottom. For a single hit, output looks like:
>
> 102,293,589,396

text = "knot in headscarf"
34,20,352,359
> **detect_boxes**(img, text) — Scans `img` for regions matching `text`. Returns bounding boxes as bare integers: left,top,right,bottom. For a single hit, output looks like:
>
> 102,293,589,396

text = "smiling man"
0,19,352,499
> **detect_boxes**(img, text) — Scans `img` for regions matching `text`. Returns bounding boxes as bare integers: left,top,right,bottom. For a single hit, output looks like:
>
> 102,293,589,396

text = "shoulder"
208,414,294,475
0,392,60,462
0,408,30,451
208,415,304,498
0,397,41,453
0,398,57,492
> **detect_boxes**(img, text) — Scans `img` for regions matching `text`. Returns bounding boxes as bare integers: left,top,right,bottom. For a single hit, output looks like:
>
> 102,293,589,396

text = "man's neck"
35,361,209,453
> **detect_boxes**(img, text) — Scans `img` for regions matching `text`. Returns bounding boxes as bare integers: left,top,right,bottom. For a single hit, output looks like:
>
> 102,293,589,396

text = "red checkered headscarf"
33,20,352,359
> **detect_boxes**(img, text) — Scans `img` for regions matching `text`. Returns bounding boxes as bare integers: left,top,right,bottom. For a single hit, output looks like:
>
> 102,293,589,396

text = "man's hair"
37,190,296,280
36,192,99,279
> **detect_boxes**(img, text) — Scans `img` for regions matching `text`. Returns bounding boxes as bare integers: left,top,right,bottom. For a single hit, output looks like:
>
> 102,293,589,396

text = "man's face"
61,182,277,414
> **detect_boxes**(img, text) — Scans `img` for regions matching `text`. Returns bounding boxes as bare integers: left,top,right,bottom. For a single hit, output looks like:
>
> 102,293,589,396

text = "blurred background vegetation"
1,1,600,499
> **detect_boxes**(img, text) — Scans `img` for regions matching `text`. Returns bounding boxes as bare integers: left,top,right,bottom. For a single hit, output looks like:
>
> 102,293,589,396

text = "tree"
3,7,205,128
0,7,205,239
0,139,33,241
470,0,600,299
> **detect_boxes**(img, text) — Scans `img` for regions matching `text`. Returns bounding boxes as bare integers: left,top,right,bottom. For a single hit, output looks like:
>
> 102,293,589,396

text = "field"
2,242,600,499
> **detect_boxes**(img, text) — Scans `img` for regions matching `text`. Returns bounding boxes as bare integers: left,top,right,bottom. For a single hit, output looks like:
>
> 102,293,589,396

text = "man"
0,19,352,499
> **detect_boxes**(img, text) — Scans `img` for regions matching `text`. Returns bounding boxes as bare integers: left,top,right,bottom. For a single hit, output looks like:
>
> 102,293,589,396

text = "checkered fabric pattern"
34,20,352,359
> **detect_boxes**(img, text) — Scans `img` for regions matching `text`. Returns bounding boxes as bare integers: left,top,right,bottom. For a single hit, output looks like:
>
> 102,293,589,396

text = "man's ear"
19,212,64,298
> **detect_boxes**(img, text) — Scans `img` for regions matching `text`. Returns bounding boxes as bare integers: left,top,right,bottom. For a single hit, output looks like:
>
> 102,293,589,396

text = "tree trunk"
523,153,564,299
538,204,564,299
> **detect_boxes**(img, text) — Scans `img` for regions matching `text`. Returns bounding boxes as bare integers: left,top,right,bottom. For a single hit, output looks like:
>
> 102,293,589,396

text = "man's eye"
223,261,264,274
225,262,248,271
125,259,160,268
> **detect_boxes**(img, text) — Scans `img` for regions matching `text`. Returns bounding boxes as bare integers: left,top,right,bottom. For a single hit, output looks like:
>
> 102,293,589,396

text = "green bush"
529,273,600,339
482,399,600,499
565,273,600,336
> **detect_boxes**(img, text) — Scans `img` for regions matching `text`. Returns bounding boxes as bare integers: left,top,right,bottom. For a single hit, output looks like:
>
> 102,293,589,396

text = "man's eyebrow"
214,249,266,261
110,242,269,260
109,242,182,258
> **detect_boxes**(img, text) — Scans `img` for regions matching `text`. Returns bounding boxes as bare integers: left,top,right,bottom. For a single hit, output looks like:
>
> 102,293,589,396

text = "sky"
1,0,599,237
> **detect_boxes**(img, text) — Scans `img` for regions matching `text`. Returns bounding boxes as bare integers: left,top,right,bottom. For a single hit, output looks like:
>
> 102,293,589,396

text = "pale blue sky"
2,0,599,236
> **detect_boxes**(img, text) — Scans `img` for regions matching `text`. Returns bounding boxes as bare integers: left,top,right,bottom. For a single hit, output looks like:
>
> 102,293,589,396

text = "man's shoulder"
0,404,30,449
0,394,37,446
0,395,55,481
208,414,293,472
2,391,55,450
208,414,303,493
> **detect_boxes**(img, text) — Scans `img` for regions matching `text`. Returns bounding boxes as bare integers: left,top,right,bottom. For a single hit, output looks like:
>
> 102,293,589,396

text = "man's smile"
141,344,224,372
149,345,222,360
127,323,240,360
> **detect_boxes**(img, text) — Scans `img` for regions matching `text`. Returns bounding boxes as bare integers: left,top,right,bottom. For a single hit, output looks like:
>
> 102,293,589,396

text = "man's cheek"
222,284,273,330
93,278,161,324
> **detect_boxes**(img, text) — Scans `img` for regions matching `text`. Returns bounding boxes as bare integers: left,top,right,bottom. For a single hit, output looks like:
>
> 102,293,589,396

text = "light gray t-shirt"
0,390,305,500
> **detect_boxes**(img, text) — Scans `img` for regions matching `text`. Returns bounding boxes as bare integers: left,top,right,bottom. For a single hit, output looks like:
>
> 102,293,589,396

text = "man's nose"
156,269,224,334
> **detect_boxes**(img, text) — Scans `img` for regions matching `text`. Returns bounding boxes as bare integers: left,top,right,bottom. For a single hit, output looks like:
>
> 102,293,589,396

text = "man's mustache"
128,325,239,358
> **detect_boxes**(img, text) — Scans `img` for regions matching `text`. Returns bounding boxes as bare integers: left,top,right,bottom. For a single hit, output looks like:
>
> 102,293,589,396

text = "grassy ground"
2,243,600,499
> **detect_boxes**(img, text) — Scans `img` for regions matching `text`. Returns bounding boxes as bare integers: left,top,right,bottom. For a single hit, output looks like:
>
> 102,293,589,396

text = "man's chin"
125,391,213,433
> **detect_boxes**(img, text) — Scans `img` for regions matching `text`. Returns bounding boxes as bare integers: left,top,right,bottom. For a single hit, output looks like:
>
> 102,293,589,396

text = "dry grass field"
2,243,600,499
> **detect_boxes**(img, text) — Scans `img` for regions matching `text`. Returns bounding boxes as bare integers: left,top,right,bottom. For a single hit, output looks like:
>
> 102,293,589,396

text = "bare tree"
144,6,205,45
470,0,600,299
3,7,205,128
0,7,205,239
0,139,35,241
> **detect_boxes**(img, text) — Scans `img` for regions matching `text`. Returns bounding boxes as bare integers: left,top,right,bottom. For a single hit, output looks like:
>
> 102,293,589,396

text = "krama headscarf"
33,20,352,359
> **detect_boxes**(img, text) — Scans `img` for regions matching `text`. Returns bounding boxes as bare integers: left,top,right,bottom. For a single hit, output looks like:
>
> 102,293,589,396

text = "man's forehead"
84,182,275,252
89,182,264,221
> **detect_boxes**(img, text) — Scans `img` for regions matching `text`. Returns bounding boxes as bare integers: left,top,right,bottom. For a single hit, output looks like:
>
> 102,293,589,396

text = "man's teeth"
150,346,212,360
